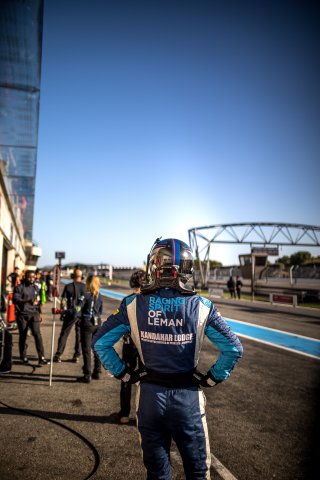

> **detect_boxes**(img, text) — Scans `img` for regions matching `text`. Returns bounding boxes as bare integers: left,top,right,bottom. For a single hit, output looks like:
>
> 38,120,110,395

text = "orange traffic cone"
7,292,16,323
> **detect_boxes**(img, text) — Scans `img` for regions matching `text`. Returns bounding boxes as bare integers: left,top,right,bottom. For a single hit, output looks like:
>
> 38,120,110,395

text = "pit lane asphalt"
0,292,319,480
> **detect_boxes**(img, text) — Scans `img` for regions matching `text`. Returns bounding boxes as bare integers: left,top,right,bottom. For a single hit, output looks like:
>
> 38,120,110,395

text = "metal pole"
198,247,205,289
205,244,211,286
49,297,57,387
251,253,255,301
289,265,294,285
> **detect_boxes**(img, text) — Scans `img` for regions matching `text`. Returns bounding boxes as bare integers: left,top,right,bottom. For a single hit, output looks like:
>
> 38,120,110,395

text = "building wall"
0,178,26,293
0,0,44,293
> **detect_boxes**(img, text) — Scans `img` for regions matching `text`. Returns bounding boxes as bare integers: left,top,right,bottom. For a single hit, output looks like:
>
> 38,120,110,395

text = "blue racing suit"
92,288,243,480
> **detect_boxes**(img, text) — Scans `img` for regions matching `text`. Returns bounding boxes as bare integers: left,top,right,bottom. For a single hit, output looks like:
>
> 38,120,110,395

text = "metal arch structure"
188,223,320,287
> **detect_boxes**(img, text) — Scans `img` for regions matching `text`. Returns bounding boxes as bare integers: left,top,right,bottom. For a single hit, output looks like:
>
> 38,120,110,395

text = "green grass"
298,302,320,309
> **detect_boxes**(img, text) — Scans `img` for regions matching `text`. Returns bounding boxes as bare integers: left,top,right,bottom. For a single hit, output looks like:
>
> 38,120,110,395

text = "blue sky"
35,0,320,267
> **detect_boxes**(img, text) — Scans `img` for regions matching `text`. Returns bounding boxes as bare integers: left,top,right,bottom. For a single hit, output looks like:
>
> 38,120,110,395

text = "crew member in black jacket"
13,270,49,365
53,268,86,363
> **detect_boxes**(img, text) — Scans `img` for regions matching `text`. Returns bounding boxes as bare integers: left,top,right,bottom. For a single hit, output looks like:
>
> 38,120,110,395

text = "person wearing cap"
13,270,49,365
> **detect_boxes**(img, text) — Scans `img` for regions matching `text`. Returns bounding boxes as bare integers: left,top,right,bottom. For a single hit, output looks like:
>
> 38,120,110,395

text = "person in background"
35,270,47,305
13,270,49,365
40,275,47,305
93,238,243,479
53,268,85,363
77,274,103,383
18,269,26,284
236,276,243,300
118,269,145,424
227,275,236,298
7,267,20,291
46,271,53,302
34,269,42,290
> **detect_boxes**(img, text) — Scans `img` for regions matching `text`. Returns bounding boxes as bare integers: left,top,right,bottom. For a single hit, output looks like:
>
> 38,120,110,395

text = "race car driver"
92,238,243,480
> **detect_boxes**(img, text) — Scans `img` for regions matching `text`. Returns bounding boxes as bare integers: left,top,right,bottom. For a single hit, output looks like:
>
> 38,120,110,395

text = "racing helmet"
141,238,195,294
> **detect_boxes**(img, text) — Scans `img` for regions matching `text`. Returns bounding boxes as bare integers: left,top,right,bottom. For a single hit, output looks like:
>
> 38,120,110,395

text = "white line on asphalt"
235,332,320,360
210,454,239,480
225,317,320,342
170,450,238,480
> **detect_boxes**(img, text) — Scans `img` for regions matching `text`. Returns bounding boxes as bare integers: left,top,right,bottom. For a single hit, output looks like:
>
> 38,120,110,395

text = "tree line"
275,251,320,267
194,251,320,269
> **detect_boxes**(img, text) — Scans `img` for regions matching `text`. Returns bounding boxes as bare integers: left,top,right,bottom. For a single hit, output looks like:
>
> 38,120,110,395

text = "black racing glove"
194,369,221,388
115,365,147,384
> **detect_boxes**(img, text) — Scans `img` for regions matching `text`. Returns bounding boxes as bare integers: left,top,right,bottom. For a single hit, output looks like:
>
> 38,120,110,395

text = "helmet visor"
149,240,193,276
